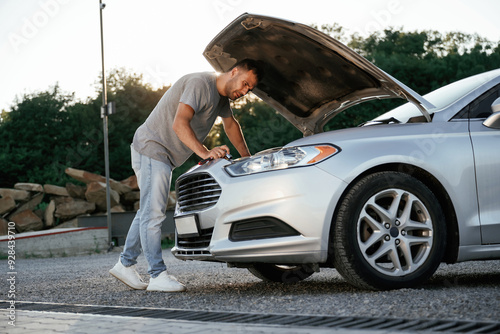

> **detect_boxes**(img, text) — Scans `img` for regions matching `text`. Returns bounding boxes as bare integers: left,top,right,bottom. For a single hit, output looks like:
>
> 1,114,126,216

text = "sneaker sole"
146,282,186,292
109,268,148,290
146,287,186,292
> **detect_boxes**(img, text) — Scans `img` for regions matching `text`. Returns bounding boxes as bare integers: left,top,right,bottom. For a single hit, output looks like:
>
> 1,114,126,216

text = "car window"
453,84,500,119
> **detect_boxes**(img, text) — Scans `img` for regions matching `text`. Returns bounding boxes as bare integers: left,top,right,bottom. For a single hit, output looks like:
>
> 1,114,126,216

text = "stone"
65,167,106,184
0,188,30,201
9,192,44,217
111,181,132,195
0,196,16,215
44,184,70,197
85,182,120,211
55,198,96,220
0,218,9,236
54,196,72,206
14,182,44,192
55,218,78,228
65,167,132,195
120,175,139,191
34,208,44,220
167,191,177,210
111,204,126,213
66,182,86,199
122,191,140,205
10,209,43,233
44,200,56,227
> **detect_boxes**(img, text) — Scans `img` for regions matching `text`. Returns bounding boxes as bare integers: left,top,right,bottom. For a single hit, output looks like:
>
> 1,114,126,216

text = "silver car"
172,13,500,290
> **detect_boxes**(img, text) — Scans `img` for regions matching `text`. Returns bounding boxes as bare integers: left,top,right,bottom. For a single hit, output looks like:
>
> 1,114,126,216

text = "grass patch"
161,237,175,249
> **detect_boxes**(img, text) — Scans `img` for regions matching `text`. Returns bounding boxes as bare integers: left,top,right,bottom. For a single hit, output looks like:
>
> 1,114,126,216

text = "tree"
0,85,76,186
0,70,169,187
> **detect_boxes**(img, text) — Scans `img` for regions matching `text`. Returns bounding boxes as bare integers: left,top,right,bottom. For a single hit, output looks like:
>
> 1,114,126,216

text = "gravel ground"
3,247,500,323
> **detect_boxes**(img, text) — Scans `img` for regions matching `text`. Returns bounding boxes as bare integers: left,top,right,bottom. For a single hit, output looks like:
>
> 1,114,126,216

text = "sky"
1,0,500,112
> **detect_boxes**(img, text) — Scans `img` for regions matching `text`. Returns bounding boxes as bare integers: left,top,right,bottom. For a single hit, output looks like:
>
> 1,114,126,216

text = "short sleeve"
179,78,208,113
218,98,233,118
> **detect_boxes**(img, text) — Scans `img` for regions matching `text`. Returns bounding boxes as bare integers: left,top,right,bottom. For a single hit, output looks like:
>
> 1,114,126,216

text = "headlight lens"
225,145,339,176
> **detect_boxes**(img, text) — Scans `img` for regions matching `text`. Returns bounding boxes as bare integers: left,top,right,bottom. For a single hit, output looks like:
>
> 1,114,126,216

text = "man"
109,59,264,292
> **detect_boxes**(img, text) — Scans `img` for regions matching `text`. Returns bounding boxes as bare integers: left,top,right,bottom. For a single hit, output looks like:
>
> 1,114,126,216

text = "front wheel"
248,263,316,283
333,172,446,290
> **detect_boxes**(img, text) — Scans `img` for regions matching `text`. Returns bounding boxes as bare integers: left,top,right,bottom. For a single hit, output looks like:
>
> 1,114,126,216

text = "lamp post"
99,0,114,251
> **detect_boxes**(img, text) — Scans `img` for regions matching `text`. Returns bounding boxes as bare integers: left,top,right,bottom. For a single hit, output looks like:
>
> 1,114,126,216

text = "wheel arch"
326,163,459,266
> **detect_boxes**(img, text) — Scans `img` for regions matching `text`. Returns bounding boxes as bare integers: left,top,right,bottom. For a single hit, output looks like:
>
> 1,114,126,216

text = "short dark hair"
231,58,265,83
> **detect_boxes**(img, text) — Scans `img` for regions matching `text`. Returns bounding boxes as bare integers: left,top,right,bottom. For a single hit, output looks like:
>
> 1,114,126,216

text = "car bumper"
172,159,347,265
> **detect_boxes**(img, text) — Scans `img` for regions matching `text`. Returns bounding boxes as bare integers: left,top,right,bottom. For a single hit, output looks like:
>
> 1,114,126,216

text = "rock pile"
0,167,177,235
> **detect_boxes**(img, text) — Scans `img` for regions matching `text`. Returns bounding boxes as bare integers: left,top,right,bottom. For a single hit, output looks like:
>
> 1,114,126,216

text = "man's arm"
173,102,229,160
222,115,251,157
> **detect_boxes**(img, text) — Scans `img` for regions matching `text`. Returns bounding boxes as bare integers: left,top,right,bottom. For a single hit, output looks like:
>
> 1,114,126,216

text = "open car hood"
204,13,434,136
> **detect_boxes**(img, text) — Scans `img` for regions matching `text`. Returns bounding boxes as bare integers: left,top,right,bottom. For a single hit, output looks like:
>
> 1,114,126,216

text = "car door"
467,85,500,244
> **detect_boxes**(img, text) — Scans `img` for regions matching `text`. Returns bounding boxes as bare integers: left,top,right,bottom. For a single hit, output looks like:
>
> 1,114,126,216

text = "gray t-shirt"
132,72,232,167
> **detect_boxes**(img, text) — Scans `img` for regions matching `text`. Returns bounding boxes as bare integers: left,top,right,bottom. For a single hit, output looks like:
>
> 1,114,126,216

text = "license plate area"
174,214,200,237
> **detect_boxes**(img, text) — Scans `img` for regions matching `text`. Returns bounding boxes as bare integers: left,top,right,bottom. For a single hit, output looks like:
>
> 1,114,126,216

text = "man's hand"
204,145,230,160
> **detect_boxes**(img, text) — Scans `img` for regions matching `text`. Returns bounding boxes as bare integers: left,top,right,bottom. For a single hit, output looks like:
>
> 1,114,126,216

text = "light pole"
99,0,115,251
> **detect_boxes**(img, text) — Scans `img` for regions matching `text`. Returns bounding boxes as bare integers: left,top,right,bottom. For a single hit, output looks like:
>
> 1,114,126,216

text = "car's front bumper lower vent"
229,217,300,241
176,173,221,213
177,227,213,249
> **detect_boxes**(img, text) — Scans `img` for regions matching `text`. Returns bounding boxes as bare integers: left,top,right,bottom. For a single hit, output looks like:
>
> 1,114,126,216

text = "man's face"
225,67,258,101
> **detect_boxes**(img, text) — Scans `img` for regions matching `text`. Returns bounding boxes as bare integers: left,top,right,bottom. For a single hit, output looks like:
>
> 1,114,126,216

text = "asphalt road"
4,247,500,323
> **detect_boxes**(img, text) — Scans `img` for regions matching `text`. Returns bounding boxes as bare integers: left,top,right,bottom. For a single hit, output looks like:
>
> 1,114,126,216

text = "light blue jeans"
120,146,173,277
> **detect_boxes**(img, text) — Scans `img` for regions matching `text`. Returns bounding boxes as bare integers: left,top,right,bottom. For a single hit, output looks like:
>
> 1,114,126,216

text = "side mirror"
483,97,500,129
492,97,500,113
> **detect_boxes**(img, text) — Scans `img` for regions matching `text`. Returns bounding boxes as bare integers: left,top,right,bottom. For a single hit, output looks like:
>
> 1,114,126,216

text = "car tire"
333,171,446,290
248,263,315,283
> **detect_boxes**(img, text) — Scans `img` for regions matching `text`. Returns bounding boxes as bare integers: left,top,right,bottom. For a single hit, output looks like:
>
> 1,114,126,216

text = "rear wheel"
333,171,446,290
248,263,316,283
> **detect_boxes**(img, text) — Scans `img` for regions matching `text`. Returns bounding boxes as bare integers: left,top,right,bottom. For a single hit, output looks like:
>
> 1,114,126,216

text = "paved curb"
0,227,108,258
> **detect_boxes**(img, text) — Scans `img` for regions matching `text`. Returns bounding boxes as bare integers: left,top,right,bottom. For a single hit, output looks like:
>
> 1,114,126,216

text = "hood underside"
204,13,433,136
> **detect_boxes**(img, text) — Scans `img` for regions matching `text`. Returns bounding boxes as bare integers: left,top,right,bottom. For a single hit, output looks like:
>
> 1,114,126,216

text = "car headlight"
225,145,339,176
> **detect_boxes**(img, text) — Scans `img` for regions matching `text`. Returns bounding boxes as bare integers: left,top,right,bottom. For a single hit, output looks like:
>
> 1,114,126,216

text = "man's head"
219,59,265,100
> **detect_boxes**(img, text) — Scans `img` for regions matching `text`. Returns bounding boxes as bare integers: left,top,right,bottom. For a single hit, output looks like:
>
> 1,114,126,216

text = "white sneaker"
109,261,148,290
146,271,186,292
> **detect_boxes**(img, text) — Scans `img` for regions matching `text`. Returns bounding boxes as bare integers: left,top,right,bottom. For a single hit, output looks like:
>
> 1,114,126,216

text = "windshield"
372,69,500,123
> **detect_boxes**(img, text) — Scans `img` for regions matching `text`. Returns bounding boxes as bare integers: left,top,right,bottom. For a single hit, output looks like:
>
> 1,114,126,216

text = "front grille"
176,173,221,213
177,227,213,249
